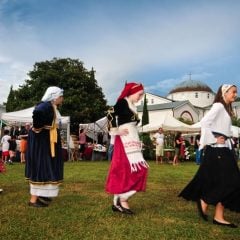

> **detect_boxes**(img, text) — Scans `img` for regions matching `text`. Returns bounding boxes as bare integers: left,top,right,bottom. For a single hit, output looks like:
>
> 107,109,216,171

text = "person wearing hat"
25,86,64,207
105,82,149,214
179,84,240,228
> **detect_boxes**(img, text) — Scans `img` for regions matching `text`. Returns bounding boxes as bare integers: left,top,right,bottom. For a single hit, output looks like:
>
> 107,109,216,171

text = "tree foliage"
141,94,149,126
140,133,154,160
5,85,18,112
6,58,108,132
232,116,240,127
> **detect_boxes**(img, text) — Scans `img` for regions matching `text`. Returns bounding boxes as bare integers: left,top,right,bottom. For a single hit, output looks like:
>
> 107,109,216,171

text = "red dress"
105,98,148,194
105,135,148,194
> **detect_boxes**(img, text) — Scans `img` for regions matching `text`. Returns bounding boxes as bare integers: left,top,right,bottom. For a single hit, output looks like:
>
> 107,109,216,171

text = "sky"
0,0,240,105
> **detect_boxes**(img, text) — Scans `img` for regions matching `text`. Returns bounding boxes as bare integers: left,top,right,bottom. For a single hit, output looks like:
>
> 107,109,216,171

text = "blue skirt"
25,128,64,184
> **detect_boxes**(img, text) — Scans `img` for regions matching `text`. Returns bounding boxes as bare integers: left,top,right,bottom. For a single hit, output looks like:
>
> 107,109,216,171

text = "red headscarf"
117,82,144,101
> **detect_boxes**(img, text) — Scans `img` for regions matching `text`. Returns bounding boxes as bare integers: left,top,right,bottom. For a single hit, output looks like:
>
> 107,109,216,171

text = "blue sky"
0,0,240,105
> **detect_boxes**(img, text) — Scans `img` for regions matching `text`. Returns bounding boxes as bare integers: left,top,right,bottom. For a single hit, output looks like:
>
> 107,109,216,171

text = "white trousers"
113,190,136,205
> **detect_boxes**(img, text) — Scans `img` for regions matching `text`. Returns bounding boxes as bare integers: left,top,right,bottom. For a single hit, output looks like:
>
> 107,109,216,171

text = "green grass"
1,161,240,240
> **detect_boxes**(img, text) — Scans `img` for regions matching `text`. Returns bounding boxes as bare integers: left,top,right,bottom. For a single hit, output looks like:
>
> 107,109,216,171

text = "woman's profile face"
224,86,237,104
54,96,64,106
129,90,144,103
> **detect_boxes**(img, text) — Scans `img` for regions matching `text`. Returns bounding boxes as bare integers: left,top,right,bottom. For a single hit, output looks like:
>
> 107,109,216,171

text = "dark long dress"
179,145,240,212
25,101,63,185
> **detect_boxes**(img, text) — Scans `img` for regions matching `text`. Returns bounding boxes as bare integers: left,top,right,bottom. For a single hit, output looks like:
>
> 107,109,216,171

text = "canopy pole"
0,120,2,138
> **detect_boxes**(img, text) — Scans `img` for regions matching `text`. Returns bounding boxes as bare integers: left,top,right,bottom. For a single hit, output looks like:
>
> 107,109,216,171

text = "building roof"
168,80,213,94
137,100,190,111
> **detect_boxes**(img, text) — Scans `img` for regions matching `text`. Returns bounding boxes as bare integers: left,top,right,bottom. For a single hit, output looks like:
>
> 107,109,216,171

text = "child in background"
1,129,11,164
8,135,17,164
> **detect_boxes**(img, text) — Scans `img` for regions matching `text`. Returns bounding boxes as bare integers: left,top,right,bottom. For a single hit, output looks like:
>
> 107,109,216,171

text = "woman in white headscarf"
25,86,64,207
179,84,240,228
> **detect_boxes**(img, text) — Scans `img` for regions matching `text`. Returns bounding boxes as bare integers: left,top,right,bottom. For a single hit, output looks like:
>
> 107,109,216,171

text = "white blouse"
199,102,232,149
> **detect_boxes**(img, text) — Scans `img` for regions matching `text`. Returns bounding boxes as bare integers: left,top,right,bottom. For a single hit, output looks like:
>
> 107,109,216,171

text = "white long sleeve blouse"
199,102,232,149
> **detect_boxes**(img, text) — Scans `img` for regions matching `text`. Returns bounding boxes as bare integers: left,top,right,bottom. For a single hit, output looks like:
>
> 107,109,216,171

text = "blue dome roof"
169,80,213,94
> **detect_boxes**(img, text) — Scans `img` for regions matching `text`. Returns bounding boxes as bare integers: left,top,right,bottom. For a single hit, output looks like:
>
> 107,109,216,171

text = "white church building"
137,79,240,127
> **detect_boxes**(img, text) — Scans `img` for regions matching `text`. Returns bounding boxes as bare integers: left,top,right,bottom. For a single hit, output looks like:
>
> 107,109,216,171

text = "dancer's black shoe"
118,199,134,215
197,199,208,221
120,206,134,215
112,205,123,213
39,196,52,203
28,199,48,208
213,219,238,228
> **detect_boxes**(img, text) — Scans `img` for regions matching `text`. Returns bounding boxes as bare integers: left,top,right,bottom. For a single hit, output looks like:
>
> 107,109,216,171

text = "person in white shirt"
1,129,11,163
179,84,240,228
153,128,164,164
179,84,239,228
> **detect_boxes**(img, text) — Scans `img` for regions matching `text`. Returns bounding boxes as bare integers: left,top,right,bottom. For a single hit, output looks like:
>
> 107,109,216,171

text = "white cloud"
1,1,240,105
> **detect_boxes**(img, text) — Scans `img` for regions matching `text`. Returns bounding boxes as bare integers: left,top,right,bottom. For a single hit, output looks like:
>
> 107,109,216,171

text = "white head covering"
41,86,64,102
221,84,234,97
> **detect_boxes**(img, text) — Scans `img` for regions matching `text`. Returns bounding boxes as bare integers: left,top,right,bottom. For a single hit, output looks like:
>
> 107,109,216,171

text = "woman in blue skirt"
25,86,64,207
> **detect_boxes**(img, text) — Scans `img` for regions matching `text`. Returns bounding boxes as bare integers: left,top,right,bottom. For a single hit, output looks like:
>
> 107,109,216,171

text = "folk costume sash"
119,122,149,172
50,105,58,157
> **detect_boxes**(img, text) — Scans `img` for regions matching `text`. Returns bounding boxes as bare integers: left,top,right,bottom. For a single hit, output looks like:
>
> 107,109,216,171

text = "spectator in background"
1,129,11,163
153,127,165,164
8,135,17,164
173,132,183,166
19,123,31,163
79,128,87,160
180,135,186,160
10,125,20,138
107,134,115,161
194,133,202,165
97,132,104,145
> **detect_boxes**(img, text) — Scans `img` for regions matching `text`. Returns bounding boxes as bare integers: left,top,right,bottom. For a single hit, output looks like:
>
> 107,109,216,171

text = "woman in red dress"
105,82,149,214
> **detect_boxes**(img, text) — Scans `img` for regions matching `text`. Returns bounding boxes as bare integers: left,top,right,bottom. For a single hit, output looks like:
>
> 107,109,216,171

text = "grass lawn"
1,160,240,240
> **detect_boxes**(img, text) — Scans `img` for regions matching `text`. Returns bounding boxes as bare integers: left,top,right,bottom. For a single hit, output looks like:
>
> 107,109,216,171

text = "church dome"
169,80,213,94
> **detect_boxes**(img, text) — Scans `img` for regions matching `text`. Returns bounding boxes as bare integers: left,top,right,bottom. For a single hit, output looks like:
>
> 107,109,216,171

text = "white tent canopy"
139,114,200,133
1,107,71,159
190,121,240,138
79,117,109,143
1,107,70,126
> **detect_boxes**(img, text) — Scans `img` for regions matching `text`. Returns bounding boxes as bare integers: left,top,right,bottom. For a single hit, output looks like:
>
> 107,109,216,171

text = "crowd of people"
0,83,240,228
0,123,31,165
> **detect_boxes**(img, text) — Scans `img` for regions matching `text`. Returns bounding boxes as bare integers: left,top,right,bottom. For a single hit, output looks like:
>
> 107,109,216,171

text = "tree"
5,58,108,132
140,133,154,160
232,116,240,127
5,85,18,112
141,94,149,126
141,94,152,159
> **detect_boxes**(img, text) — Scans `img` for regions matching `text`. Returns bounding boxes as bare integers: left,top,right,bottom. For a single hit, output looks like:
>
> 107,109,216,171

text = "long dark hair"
214,85,236,117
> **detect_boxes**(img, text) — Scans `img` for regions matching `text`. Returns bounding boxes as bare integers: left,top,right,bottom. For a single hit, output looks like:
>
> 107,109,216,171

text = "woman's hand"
216,136,225,144
118,128,129,136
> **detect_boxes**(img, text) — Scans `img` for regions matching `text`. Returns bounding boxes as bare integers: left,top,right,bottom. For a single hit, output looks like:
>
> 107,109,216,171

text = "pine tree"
141,94,149,126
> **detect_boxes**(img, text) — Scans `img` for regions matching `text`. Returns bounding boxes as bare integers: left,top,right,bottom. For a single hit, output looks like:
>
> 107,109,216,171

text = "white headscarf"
41,86,64,102
221,84,234,97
